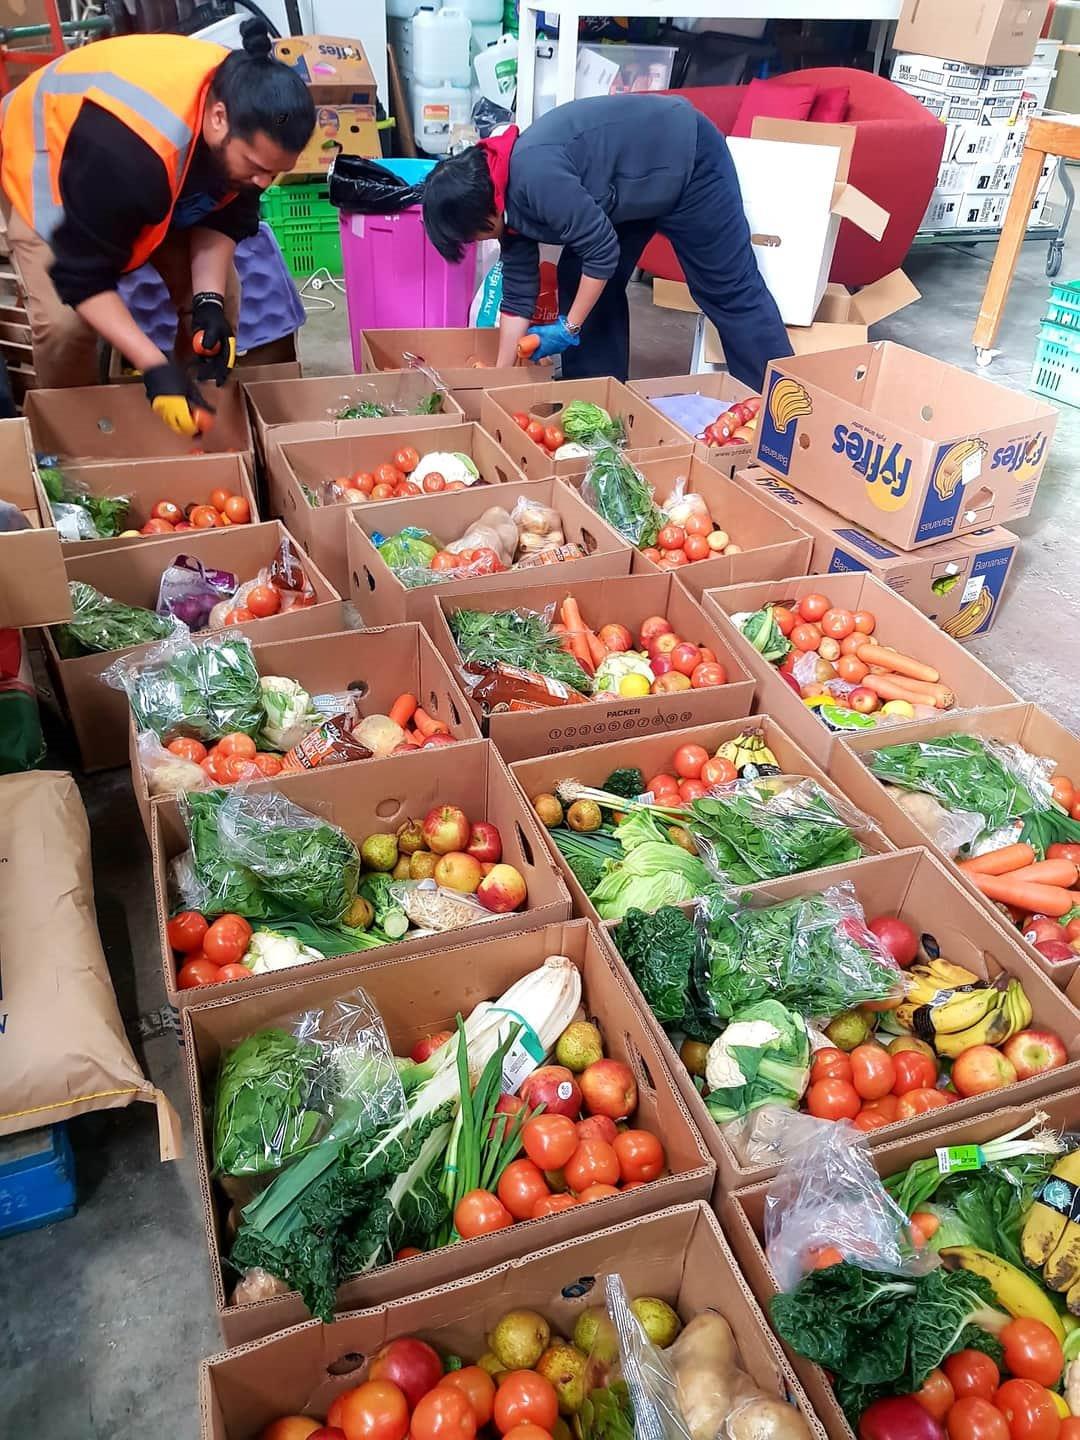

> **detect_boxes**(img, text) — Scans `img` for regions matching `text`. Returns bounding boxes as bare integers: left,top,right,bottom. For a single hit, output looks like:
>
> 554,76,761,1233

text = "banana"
767,378,813,432
940,1247,1067,1342
942,586,994,641
920,988,1004,1036
1065,1277,1080,1318
931,1001,1013,1058
1002,978,1033,1038
917,958,982,989
715,730,781,778
1023,1152,1080,1269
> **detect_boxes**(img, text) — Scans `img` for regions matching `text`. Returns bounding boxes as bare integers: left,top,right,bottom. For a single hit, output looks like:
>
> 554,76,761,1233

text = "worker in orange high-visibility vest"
0,19,315,434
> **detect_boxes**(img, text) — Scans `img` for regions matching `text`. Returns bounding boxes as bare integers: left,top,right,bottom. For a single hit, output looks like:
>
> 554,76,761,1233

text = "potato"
727,1399,813,1440
669,1315,811,1440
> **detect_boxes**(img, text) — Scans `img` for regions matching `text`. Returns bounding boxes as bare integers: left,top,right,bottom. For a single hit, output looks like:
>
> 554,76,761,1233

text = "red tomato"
944,1352,1001,1403
805,1079,861,1121
691,662,727,688
217,963,251,982
678,779,709,803
892,1051,938,1095
167,909,208,953
684,514,713,537
1048,844,1080,865
412,1386,478,1440
423,473,447,494
438,1369,496,1427
1001,1320,1064,1388
203,915,251,966
577,1183,620,1202
850,1044,896,1101
526,420,545,444
837,655,870,684
674,744,709,779
948,1398,1011,1440
152,499,184,524
809,1049,853,1084
167,736,208,764
493,1373,559,1434
1059,1424,1080,1440
543,424,565,450
224,494,251,524
700,756,738,788
993,1380,1061,1440
896,1087,952,1119
798,593,830,622
791,624,823,652
512,412,530,430
393,446,420,473
1052,775,1076,811
223,606,254,625
840,633,865,655
820,608,856,639
613,1129,665,1184
532,1193,578,1218
208,487,231,513
671,642,703,676
503,1426,557,1440
247,584,282,618
351,472,375,494
645,772,680,797
853,610,877,634
371,484,395,501
914,1369,955,1423
496,1159,550,1221
772,605,797,637
564,1138,620,1192
216,733,257,759
852,1108,895,1133
337,1380,410,1440
642,547,662,563
177,957,222,989
521,1114,578,1170
658,524,685,551
375,464,404,487
454,1189,513,1239
189,504,220,528
252,753,284,777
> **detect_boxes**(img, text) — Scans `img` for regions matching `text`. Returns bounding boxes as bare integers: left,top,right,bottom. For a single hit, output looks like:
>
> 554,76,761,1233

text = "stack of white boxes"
891,40,1060,233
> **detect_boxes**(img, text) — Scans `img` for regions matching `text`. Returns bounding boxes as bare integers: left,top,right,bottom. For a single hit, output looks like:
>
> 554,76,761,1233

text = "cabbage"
561,401,617,444
411,452,480,486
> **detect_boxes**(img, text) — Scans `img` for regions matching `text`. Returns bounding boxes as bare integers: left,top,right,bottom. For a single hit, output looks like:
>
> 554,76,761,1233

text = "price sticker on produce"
935,1143,986,1174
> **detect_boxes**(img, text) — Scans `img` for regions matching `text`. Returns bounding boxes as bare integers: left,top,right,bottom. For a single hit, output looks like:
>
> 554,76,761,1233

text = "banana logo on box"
932,438,987,501
767,378,813,433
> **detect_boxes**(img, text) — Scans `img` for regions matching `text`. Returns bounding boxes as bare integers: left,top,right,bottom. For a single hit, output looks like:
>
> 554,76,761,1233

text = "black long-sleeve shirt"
49,101,260,307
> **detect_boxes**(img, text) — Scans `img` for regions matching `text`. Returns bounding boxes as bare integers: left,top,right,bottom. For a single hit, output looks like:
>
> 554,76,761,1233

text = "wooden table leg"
973,143,1048,354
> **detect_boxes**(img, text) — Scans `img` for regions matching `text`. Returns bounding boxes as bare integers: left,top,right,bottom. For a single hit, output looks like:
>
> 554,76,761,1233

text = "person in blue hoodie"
422,93,791,388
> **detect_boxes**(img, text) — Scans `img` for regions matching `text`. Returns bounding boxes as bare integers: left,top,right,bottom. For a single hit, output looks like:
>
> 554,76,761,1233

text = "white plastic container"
470,20,504,57
413,6,473,87
474,32,517,102
456,0,502,20
387,0,427,19
411,80,473,154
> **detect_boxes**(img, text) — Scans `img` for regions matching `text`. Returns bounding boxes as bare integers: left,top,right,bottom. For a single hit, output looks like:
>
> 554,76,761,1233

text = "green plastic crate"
261,182,342,279
1044,278,1080,332
1031,317,1080,407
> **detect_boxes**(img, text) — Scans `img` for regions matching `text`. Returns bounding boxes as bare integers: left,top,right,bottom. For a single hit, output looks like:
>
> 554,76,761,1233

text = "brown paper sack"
0,770,181,1159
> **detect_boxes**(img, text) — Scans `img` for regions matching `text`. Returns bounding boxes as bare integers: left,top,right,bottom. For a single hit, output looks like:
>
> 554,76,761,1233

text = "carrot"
559,596,596,675
862,674,954,709
1003,858,1080,888
585,628,607,669
413,706,449,738
879,675,956,708
970,873,1076,917
958,843,1036,876
389,692,418,729
855,643,940,685
517,334,541,358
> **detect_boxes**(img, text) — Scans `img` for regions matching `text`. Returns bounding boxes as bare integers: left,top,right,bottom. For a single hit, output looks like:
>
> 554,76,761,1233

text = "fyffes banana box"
752,341,1057,551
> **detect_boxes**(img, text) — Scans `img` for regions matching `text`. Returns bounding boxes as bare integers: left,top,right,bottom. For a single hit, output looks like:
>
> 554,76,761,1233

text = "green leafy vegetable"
40,461,129,539
581,445,662,548
575,1382,635,1440
450,607,591,692
378,528,440,571
339,401,389,419
734,607,792,664
613,905,699,1028
603,767,646,801
182,790,272,919
360,874,409,939
127,633,264,742
56,581,174,656
213,1029,325,1177
547,824,621,895
688,779,864,886
589,810,711,920
561,401,619,444
703,999,809,1123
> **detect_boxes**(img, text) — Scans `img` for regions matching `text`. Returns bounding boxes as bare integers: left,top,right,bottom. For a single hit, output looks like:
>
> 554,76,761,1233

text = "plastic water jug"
457,0,503,20
413,6,472,88
470,20,504,56
411,81,473,155
386,0,427,19
474,32,517,103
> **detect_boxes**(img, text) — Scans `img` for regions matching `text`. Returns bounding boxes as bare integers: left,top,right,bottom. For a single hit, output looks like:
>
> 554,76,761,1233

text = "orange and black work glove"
143,362,214,438
191,291,237,387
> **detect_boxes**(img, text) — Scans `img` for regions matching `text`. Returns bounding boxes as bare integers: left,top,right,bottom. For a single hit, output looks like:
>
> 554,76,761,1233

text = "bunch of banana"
940,1246,1066,1341
767,378,813,433
893,963,1032,1059
715,731,781,779
1021,1151,1080,1314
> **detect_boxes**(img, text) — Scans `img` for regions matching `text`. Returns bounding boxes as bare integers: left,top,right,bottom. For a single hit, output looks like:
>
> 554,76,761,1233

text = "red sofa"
639,68,946,290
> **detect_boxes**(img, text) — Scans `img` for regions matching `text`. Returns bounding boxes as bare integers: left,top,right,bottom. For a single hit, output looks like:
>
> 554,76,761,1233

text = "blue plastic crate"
1031,317,1080,408
378,158,437,185
0,1125,76,1238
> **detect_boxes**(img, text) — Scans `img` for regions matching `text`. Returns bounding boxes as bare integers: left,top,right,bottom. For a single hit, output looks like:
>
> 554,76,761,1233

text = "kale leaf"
614,906,698,1027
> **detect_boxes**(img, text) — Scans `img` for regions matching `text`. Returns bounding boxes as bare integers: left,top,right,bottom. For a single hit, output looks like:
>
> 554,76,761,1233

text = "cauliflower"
706,1021,781,1091
411,452,480,487
593,650,655,694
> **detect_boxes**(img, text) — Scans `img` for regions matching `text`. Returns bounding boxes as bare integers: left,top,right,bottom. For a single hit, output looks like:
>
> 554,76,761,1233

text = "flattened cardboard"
429,572,756,765
753,341,1057,549
895,0,1048,67
733,463,1017,638
273,421,527,595
829,702,1080,989
0,416,70,628
347,477,633,630
42,521,343,772
198,1203,825,1436
702,571,1018,769
181,918,712,1344
360,327,536,422
271,34,377,105
127,623,482,838
628,372,758,476
480,376,693,480
599,847,1080,1196
153,738,571,1010
510,714,893,927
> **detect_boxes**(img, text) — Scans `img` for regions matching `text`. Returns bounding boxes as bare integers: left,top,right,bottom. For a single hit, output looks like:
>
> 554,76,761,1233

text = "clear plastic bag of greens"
449,601,594,694
39,456,130,540
377,526,441,573
580,443,663,548
57,580,177,657
103,628,263,742
583,1273,689,1440
867,733,1049,838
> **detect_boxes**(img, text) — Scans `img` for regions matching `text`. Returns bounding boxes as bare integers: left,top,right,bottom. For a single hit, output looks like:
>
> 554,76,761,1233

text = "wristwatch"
564,317,582,336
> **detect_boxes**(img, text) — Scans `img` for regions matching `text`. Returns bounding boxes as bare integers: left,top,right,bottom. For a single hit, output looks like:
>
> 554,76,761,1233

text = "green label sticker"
935,1144,985,1175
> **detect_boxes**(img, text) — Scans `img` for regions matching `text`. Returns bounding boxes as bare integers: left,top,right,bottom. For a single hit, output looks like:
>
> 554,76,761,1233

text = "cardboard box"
727,1088,1080,1440
600,847,1080,1196
347,477,632,630
895,0,1049,68
273,421,527,596
561,454,813,601
271,34,377,105
127,623,482,839
628,372,758,475
753,341,1057,549
511,714,893,926
430,572,756,765
733,464,1017,639
828,701,1080,988
198,1202,824,1432
891,52,1026,96
480,376,693,481
967,158,1021,193
956,190,1010,228
921,194,962,229
42,521,343,772
153,739,571,1009
289,103,380,173
360,327,535,422
701,571,1019,768
0,416,70,628
182,918,713,1343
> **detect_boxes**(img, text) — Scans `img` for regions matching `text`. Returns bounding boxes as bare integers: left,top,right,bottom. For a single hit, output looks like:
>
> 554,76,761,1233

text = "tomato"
820,608,856,639
993,1380,1061,1440
948,1398,1011,1440
1071,801,1080,823
701,756,738,788
375,464,403,487
837,655,870,684
167,909,208,954
204,915,251,966
522,1113,578,1170
674,744,709,779
470,547,504,575
493,1372,559,1434
217,733,257,759
684,535,711,562
438,1369,496,1427
896,1087,952,1119
190,504,220,528
564,1138,620,1192
791,624,823,652
251,753,284,777
944,1352,1001,1402
678,779,709,803
852,610,876,634
219,753,256,783
224,494,251,524
852,1108,895,1132
371,483,395,501
393,446,420,473
613,1128,665,1183
798,593,830,622
914,1369,955,1423
217,963,251,982
423,472,447,494
1048,844,1080,866
503,1425,557,1440
152,499,184,524
769,605,796,637
684,514,713,538
810,1049,853,1084
850,1044,896,1100
804,1244,844,1270
543,424,565,450
642,547,662,563
1059,1424,1080,1440
246,584,282,618
177,957,222,988
658,524,686,551
691,662,727,688
645,774,680,800
223,606,254,625
805,1078,861,1121
411,1386,478,1440
497,1159,550,1220
167,736,207,764
209,487,231,513
1001,1320,1064,1388
512,411,530,430
892,1050,938,1095
526,420,545,444
910,1211,941,1248
532,1193,578,1218
1051,775,1076,811
577,1182,620,1202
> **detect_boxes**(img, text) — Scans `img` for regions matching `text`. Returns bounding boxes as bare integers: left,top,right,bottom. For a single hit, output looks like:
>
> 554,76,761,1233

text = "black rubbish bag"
328,155,426,214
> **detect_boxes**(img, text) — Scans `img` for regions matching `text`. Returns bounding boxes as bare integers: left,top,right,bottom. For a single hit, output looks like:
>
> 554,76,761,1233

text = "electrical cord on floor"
297,268,345,313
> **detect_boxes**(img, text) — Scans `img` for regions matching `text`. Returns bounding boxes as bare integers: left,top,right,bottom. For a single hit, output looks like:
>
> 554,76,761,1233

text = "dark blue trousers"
557,111,793,389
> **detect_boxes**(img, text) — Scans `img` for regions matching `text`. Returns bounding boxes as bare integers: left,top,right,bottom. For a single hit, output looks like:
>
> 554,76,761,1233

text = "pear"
535,1341,589,1415
631,1297,681,1348
572,1307,619,1367
490,1309,550,1370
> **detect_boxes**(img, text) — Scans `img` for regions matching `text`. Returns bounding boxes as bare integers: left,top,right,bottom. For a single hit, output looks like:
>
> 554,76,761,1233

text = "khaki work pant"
2,195,240,389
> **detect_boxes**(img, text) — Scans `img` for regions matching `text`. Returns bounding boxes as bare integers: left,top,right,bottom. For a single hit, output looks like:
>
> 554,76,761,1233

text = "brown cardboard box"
510,715,893,926
701,571,1019,768
290,104,380,174
127,623,482,838
360,327,536,422
56,454,260,560
828,701,1080,988
0,416,70,628
23,380,254,463
727,1088,1080,1440
480,376,694,480
734,463,1018,639
562,453,813,600
43,521,343,772
347,477,633,629
754,341,1057,550
599,846,1080,1196
271,34,377,104
153,738,571,1009
628,371,758,476
430,572,757,765
199,1202,824,1435
273,421,527,596
182,918,713,1344
895,0,1049,67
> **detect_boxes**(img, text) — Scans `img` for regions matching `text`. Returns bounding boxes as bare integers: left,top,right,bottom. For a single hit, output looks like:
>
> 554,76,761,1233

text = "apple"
309,1431,346,1440
411,1030,453,1064
580,1058,637,1119
466,820,502,865
647,631,680,660
369,1337,444,1409
639,615,673,646
434,851,484,894
421,804,470,855
598,623,632,653
489,1092,525,1140
670,642,702,677
1025,917,1068,946
651,654,673,677
476,862,527,913
1002,1028,1068,1080
577,1114,618,1145
867,915,920,968
421,731,456,747
849,687,880,714
1034,939,1075,964
951,1044,1018,1098
521,1064,582,1119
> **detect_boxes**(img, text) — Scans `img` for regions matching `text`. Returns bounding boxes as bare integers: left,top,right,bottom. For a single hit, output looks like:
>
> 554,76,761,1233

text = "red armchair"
639,68,945,290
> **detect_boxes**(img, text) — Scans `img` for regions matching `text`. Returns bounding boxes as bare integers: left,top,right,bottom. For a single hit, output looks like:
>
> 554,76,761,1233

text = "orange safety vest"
0,34,229,271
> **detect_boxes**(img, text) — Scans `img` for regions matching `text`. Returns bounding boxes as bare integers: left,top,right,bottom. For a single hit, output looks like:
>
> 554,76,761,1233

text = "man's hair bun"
240,17,273,59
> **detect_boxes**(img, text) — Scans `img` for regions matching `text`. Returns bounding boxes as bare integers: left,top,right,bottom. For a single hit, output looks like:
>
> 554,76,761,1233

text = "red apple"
369,1337,444,1409
309,1430,346,1440
652,672,691,694
421,804,471,855
1025,917,1068,946
1002,1028,1068,1080
598,623,632,653
489,1092,525,1140
647,631,680,660
639,615,673,646
951,1044,1018,1098
670,642,702,677
580,1058,637,1119
867,915,919,968
577,1114,618,1144
520,1064,582,1119
1035,940,1076,964
434,850,484,894
650,654,673,676
410,1030,453,1064
476,862,527,913
849,687,880,714
466,820,502,865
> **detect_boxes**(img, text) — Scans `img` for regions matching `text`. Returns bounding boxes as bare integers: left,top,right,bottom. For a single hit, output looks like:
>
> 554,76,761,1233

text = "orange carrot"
413,706,449,738
559,596,595,675
855,643,940,685
958,843,1036,876
970,873,1075,917
877,674,956,708
389,692,418,729
862,674,954,709
517,334,541,358
1003,858,1080,888
585,628,607,669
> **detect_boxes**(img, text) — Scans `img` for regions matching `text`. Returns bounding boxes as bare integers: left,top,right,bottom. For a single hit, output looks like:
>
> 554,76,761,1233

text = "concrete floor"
5,211,1080,1437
